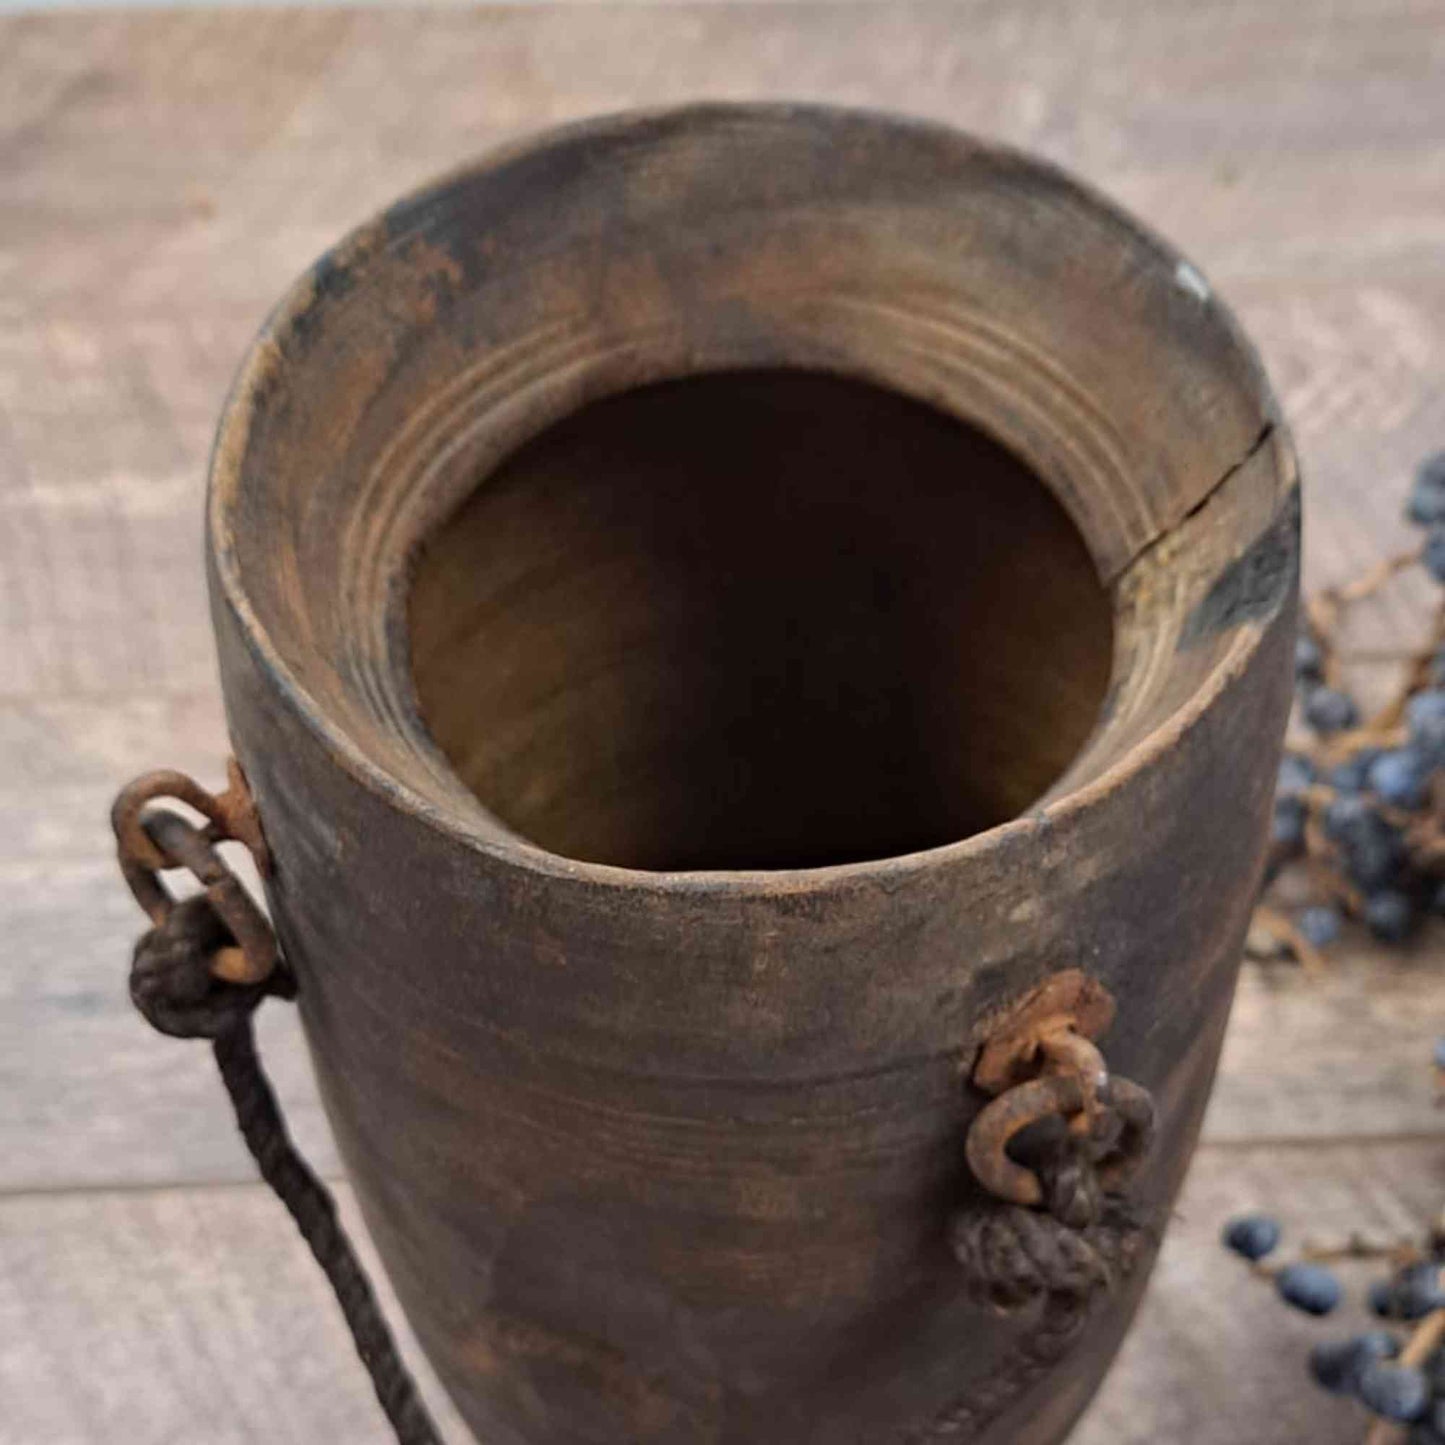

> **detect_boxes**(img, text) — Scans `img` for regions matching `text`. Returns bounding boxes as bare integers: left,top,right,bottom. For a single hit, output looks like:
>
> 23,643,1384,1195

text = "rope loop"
130,893,291,1039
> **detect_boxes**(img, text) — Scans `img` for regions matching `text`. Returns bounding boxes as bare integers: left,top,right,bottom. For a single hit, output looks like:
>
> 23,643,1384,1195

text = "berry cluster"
1223,1209,1445,1437
1259,452,1445,966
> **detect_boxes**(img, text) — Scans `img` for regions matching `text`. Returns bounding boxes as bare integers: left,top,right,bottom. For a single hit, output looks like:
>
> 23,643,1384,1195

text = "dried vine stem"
1298,544,1436,745
1304,545,1423,651
1251,903,1328,974
1257,538,1445,958
1297,1234,1424,1268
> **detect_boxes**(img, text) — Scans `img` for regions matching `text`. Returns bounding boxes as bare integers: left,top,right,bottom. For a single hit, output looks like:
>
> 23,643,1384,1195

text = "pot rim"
208,100,1296,896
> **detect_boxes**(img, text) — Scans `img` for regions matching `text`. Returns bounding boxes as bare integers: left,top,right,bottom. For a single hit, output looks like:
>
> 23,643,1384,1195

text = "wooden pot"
205,104,1297,1444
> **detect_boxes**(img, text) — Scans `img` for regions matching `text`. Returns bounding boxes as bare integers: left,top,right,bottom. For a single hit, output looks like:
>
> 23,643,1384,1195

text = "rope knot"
949,1192,1149,1314
131,893,293,1039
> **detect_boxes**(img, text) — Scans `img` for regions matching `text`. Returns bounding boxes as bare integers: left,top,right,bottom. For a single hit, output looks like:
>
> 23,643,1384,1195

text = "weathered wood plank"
0,1180,467,1445
1074,1137,1445,1445
0,695,343,1191
4,1138,1439,1445
1207,942,1445,1143
1,0,1443,682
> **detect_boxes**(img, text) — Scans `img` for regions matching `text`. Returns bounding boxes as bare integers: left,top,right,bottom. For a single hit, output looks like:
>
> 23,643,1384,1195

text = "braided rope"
130,901,442,1445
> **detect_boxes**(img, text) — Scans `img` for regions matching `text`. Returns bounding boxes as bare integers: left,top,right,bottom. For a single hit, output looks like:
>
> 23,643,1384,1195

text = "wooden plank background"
2,3,1443,1441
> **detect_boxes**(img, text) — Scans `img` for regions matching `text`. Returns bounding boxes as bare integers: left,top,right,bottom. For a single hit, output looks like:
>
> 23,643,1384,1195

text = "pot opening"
408,369,1113,871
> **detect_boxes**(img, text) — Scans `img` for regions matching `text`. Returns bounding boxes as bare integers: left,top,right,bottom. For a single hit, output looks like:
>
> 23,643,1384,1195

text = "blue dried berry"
1326,806,1407,889
1409,690,1445,725
1407,690,1445,764
1368,747,1430,809
1358,1330,1403,1361
1308,1339,1358,1395
1325,793,1375,841
1358,1361,1429,1422
1426,1349,1445,1397
1365,889,1417,943
1373,1264,1445,1320
1277,1262,1343,1316
1348,833,1407,891
1331,749,1380,793
1222,1213,1282,1261
1278,752,1316,796
1272,795,1306,849
1297,905,1343,948
1397,1270,1445,1318
1426,529,1445,584
1407,453,1445,525
1295,634,1325,682
1303,685,1359,735
1309,1332,1400,1395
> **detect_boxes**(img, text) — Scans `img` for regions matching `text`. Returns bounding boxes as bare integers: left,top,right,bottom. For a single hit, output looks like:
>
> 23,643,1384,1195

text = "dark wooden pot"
207,104,1297,1444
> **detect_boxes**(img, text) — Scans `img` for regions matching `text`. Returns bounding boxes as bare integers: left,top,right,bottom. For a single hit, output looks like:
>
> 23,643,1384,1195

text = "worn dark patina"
124,105,1297,1443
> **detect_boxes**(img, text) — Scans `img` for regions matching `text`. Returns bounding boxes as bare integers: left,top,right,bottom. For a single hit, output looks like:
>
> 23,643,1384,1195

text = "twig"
1336,548,1425,606
1297,1234,1421,1267
1367,598,1445,733
1252,903,1327,975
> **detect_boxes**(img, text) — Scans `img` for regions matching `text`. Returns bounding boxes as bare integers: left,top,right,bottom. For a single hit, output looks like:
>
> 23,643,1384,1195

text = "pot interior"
408,368,1112,871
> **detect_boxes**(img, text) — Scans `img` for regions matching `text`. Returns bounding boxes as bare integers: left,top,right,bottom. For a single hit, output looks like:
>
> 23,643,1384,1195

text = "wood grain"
1074,1137,1445,1445
0,1180,467,1445
1208,939,1445,1143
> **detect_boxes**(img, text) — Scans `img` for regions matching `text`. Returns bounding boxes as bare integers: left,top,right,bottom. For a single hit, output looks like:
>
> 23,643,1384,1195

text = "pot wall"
207,105,1299,1444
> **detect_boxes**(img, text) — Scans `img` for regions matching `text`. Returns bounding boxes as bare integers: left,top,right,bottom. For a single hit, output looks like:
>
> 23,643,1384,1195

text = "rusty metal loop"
112,769,231,875
1093,1076,1155,1195
966,1073,1086,1208
113,766,277,986
112,760,270,876
961,971,1154,1225
1037,1028,1109,1133
965,1070,1154,1211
